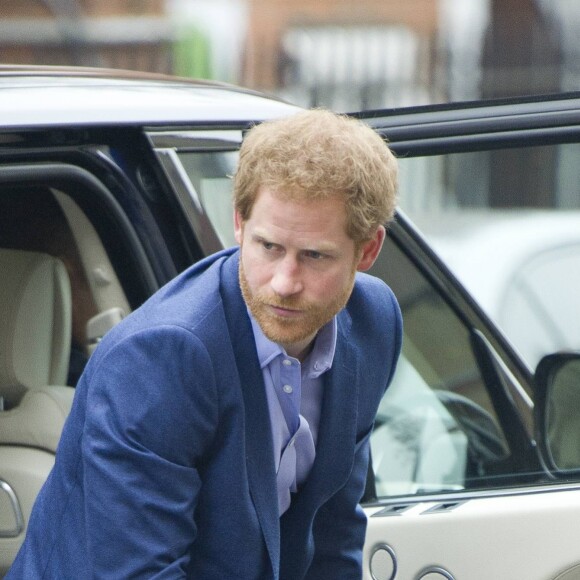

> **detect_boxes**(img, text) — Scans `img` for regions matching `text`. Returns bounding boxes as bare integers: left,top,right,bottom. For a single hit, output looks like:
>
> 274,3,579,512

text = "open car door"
356,95,580,580
145,98,580,580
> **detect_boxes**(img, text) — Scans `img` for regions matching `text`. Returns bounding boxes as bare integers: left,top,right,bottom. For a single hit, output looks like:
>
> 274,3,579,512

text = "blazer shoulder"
92,249,240,356
347,272,403,356
351,271,400,314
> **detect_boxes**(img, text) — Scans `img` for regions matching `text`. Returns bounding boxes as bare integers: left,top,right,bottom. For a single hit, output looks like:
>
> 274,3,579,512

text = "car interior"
0,185,131,573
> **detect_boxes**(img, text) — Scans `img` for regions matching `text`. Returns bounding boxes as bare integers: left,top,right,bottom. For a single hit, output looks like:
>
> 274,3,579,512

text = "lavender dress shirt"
248,314,337,515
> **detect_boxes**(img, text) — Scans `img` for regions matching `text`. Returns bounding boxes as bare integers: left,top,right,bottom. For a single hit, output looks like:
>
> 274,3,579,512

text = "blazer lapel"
219,251,280,577
301,310,360,505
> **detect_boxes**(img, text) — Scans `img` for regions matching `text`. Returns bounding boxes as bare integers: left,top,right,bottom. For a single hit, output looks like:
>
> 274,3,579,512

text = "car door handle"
420,501,464,514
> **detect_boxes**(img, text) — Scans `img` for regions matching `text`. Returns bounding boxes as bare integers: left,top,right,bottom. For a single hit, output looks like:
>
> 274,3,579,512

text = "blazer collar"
219,250,281,577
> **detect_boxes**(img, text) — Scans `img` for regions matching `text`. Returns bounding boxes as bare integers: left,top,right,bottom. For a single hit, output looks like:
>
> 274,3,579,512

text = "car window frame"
365,217,540,504
355,98,580,507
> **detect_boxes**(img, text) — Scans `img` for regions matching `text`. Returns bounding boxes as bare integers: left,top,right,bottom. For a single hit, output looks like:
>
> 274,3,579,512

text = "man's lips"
268,304,303,318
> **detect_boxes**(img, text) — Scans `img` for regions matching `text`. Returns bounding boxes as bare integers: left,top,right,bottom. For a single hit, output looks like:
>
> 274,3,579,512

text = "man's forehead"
241,185,351,236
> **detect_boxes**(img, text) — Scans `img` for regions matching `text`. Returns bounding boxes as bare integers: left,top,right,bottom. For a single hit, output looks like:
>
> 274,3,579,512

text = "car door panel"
364,487,580,580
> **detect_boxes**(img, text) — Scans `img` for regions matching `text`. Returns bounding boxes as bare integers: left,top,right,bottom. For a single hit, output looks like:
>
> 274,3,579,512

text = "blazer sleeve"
81,325,218,578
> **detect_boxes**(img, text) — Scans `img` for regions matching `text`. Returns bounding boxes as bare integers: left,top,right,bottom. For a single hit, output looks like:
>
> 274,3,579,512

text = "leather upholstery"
0,248,75,574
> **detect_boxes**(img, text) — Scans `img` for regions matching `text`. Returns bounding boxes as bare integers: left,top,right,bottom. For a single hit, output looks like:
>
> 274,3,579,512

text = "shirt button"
282,359,292,366
283,384,293,394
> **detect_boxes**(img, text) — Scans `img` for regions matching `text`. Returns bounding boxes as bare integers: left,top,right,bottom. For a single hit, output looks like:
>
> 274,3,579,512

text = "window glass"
368,239,539,499
177,151,237,248
397,144,580,371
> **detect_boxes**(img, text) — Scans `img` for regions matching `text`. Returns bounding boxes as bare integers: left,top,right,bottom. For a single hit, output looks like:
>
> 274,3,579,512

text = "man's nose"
270,257,303,297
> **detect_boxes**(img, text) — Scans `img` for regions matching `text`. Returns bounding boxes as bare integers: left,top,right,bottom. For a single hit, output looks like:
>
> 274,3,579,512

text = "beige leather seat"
0,248,75,575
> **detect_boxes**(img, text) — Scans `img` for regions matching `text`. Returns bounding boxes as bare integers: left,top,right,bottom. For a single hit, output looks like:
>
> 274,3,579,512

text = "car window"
0,186,99,386
0,178,138,386
397,143,580,371
176,151,238,248
499,244,580,367
367,236,540,499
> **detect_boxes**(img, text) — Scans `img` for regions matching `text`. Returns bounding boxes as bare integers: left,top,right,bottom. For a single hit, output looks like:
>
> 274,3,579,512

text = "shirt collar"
248,310,337,376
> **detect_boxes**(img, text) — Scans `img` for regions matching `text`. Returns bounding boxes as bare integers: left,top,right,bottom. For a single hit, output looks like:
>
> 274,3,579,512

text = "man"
8,109,402,579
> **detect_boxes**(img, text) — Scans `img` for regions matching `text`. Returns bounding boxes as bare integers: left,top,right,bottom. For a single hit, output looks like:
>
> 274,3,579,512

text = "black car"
0,66,578,580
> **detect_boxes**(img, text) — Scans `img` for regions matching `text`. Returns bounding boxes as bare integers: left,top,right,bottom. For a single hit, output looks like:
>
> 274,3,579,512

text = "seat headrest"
0,249,72,406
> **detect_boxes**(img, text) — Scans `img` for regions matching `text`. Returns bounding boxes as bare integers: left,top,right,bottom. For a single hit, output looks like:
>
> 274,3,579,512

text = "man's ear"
234,209,244,245
356,226,386,272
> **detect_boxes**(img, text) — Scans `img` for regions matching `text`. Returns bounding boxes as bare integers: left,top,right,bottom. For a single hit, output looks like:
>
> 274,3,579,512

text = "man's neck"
282,333,316,361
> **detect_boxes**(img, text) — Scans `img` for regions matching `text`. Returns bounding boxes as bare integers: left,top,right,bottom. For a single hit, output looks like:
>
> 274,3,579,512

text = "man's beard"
239,261,356,347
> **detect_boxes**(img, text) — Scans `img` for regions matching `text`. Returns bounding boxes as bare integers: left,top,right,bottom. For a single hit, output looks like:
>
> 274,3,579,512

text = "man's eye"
305,251,324,260
262,241,275,251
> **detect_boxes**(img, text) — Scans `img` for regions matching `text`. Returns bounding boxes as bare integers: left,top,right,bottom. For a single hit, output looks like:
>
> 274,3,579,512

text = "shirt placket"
276,357,301,437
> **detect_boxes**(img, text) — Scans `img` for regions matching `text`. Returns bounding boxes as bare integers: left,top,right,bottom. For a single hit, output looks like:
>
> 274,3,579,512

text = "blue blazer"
8,248,402,580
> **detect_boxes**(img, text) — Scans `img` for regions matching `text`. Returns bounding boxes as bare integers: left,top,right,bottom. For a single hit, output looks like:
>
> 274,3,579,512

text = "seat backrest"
0,248,72,407
0,248,75,575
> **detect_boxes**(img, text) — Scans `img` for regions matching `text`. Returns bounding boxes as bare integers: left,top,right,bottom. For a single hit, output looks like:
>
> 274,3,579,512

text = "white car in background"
412,209,580,370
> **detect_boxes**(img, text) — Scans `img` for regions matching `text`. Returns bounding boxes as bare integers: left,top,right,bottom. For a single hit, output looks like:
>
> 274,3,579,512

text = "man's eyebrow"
251,230,340,254
300,242,342,257
251,233,273,243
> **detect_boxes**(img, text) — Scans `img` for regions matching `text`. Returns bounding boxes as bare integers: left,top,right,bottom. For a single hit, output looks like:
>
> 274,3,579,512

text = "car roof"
0,65,300,128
